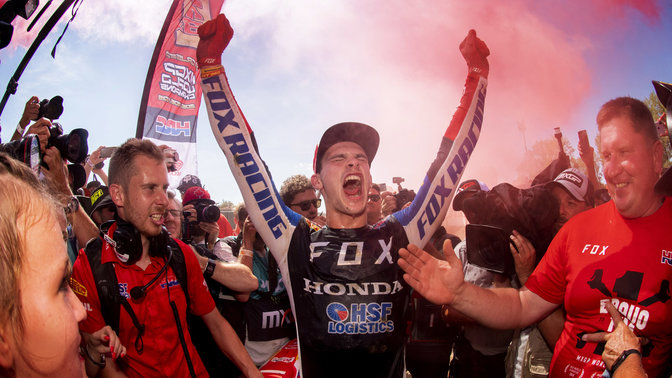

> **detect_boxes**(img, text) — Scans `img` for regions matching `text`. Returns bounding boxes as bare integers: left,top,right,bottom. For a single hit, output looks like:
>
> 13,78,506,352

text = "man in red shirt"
71,138,261,377
400,97,672,378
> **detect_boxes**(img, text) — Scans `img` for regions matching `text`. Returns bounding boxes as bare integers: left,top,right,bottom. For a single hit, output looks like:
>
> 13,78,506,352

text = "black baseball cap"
313,122,379,173
453,179,489,211
89,186,114,216
177,174,202,194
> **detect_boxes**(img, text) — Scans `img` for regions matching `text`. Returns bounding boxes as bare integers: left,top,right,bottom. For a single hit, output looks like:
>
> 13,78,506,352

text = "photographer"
9,96,40,142
10,95,63,149
182,186,223,252
170,189,257,376
442,179,517,378
380,177,416,217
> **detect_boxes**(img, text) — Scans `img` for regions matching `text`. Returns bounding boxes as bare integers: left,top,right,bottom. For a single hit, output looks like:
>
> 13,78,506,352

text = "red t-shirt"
71,224,215,377
526,198,672,378
217,216,234,238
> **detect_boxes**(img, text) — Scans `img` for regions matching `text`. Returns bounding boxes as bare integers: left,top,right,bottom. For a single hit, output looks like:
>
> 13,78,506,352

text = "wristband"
469,66,484,75
15,123,25,135
86,157,95,168
239,248,254,258
84,343,106,367
200,65,224,79
204,258,216,278
609,349,641,376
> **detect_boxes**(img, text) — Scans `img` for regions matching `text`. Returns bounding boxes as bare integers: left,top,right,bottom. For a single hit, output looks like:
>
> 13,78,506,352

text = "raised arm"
196,14,296,262
395,30,489,247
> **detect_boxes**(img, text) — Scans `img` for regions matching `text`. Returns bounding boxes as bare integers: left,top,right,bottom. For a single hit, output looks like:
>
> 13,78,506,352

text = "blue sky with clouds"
1,0,671,209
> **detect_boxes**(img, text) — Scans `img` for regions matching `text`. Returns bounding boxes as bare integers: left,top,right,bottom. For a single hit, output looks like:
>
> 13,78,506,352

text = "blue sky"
1,0,671,210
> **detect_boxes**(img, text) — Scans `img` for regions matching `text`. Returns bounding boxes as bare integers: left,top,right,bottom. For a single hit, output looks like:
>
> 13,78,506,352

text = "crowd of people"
0,11,670,378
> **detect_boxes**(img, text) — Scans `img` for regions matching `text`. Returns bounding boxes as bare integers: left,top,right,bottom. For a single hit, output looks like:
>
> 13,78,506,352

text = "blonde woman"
0,153,124,377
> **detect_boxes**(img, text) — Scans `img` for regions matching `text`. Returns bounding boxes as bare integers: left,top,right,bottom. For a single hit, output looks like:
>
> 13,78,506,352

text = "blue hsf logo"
662,250,672,266
326,302,394,335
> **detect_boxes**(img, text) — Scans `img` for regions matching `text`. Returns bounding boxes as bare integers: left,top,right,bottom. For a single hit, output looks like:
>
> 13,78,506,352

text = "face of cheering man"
600,116,663,218
111,155,169,244
312,141,372,228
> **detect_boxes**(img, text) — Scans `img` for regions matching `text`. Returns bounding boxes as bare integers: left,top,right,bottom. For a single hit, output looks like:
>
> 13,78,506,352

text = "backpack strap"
85,237,121,333
167,238,190,310
85,237,147,352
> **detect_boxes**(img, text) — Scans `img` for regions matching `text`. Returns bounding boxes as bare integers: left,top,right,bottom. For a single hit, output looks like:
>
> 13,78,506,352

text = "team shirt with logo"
71,228,215,378
526,198,672,378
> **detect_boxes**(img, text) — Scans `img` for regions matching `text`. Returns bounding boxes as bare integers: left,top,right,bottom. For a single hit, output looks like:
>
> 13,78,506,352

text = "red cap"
182,186,211,205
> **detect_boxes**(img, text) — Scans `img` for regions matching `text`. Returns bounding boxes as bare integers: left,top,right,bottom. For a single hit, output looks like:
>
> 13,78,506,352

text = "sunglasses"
368,194,381,202
291,199,321,211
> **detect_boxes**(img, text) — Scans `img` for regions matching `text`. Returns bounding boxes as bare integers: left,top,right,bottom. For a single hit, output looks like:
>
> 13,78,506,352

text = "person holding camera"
70,138,261,377
505,168,594,378
198,13,490,377
442,179,516,378
181,185,224,252
84,146,112,186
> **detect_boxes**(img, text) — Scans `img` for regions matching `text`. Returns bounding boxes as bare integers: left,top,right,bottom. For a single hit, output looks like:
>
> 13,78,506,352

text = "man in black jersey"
197,14,490,377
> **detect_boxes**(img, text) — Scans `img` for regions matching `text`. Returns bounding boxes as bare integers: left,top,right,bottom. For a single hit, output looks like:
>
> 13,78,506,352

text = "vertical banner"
136,0,224,188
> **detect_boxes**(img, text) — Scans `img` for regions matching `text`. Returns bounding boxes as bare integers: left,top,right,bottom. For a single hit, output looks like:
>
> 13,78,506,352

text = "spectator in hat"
545,168,594,233
178,190,258,377
182,186,222,252
452,179,490,224
177,174,202,196
88,186,116,227
280,174,326,227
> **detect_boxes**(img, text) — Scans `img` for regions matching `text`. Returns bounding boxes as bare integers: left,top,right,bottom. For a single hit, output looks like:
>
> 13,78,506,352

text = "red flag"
136,0,224,188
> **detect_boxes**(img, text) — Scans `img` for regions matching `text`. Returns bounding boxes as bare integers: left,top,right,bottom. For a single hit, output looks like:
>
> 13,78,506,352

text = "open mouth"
150,213,164,225
343,174,362,197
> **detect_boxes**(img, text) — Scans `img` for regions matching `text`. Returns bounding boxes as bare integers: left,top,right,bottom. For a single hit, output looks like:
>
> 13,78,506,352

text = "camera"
46,122,89,164
35,95,64,121
184,201,221,223
391,176,416,211
0,134,40,171
0,122,88,167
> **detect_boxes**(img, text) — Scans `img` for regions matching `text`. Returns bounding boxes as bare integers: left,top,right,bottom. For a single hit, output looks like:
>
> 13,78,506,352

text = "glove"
459,29,490,78
197,13,234,69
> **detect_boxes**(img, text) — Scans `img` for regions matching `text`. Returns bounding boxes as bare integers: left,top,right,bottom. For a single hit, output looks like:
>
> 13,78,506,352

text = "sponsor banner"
136,0,224,186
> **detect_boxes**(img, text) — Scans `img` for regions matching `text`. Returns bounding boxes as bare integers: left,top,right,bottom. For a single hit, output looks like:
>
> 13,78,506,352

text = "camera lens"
201,204,221,223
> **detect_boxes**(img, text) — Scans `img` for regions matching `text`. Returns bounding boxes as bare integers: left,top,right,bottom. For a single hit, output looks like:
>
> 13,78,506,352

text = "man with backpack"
71,138,261,377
